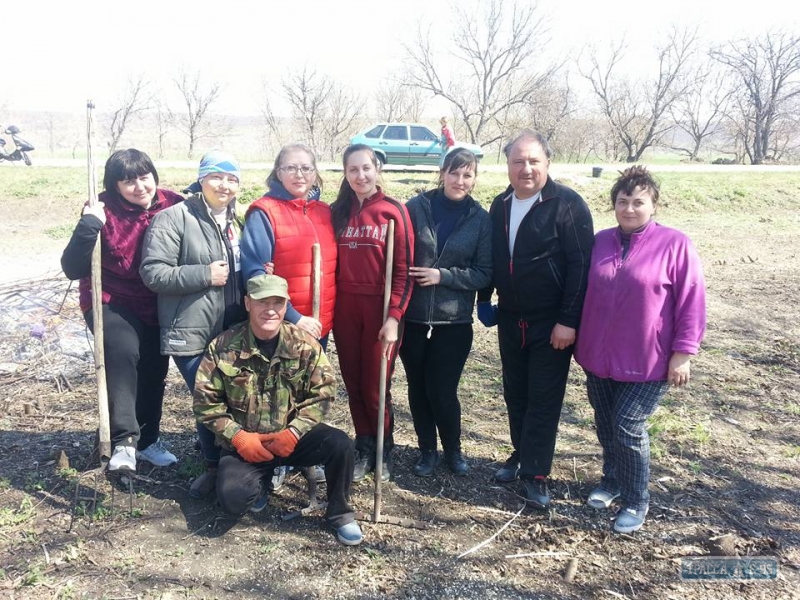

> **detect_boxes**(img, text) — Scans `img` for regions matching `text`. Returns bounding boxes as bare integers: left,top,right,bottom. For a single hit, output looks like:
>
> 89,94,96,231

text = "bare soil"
1,170,799,599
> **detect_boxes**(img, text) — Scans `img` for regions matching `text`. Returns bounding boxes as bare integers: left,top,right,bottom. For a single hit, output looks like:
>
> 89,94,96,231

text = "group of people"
61,127,706,546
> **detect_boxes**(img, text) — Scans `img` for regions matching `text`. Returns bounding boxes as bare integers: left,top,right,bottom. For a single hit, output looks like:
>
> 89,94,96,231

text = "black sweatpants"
497,310,573,480
84,304,169,450
399,322,473,452
216,423,355,528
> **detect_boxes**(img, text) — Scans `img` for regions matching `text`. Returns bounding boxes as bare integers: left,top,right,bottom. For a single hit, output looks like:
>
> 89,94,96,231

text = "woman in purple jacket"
61,149,183,472
574,165,706,534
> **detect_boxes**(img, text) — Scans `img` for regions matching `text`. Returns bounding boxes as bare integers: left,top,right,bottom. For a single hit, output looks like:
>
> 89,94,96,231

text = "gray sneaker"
270,466,288,492
587,487,620,510
613,506,648,533
136,438,178,467
335,521,363,546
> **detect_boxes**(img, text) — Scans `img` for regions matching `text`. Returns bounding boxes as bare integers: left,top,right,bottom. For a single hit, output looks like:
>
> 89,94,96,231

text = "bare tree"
282,67,332,154
405,87,427,123
711,31,800,164
172,70,222,158
152,99,170,159
320,83,361,160
668,65,732,161
258,82,284,157
582,28,698,162
523,79,575,143
44,112,58,155
404,0,558,147
107,75,150,153
374,78,409,122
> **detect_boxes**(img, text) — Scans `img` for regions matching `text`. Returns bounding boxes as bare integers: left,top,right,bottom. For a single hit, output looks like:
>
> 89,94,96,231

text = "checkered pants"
585,373,669,511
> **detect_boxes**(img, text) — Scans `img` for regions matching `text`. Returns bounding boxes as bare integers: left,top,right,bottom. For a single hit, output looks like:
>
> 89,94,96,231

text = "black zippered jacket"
477,177,594,329
405,189,492,325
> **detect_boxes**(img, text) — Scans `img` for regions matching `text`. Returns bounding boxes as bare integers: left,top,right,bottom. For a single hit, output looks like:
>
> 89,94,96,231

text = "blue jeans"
585,372,669,511
173,354,220,466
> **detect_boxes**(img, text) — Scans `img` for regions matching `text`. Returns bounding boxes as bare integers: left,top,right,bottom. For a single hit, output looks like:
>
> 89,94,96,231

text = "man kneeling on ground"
193,274,363,546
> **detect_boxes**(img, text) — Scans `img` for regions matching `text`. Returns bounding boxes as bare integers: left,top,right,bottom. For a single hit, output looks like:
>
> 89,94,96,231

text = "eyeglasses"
279,165,315,176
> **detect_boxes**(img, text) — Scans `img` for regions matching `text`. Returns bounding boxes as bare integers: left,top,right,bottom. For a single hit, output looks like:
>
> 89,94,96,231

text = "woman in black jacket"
399,149,492,476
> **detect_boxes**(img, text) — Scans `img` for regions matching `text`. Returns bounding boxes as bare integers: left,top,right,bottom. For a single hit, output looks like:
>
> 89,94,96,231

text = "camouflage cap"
247,274,290,300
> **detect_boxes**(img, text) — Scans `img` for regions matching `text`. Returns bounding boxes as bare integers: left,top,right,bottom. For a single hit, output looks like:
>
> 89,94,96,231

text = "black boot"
379,445,392,482
352,436,375,483
413,449,439,477
444,449,469,476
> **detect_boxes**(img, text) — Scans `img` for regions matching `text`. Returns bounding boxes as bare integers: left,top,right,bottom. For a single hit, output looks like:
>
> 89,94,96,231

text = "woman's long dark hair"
330,144,379,237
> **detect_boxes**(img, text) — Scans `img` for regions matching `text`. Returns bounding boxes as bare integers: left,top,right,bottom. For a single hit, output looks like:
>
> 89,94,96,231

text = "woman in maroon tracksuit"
330,144,414,482
61,149,183,472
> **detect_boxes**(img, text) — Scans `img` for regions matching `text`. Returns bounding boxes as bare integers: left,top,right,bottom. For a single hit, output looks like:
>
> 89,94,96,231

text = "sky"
4,0,800,118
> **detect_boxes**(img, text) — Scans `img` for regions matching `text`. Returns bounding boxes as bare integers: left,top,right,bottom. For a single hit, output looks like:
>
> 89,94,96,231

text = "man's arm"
557,196,595,329
287,342,336,435
193,341,242,444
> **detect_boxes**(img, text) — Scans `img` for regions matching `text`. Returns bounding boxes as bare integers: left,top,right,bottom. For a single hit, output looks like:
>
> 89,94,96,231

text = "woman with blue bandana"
140,150,247,499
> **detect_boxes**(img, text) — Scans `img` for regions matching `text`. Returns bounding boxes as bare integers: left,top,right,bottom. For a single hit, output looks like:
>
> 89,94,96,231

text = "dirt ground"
0,170,799,599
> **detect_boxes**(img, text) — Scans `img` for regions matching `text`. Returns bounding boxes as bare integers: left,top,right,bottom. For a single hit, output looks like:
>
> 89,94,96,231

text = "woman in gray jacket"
399,149,492,477
140,150,246,498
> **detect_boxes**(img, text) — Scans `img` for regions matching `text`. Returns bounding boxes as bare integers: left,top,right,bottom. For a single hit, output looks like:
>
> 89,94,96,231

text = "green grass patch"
0,497,36,527
44,223,75,239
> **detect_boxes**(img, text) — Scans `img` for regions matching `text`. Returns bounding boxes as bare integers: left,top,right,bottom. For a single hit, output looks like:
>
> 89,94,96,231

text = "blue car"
350,123,484,166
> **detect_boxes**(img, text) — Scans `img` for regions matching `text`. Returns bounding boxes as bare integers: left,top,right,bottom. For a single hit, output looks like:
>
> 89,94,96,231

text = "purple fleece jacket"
574,221,706,382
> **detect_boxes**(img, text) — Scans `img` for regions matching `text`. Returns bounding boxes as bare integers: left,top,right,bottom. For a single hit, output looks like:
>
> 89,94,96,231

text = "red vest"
247,197,337,336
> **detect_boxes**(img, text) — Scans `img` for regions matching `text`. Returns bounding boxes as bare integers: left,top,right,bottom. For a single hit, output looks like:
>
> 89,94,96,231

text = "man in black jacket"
477,130,594,508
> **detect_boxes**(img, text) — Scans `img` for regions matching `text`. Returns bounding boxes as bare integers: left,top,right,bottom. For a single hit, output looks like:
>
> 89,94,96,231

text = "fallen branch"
505,551,570,559
457,503,525,560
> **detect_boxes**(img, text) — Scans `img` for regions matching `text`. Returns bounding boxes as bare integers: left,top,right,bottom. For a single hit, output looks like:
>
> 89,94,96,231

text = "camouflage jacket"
193,321,335,450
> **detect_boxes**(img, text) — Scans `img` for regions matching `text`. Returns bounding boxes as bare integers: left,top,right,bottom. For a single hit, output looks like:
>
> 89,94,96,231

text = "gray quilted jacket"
404,190,492,326
139,194,245,356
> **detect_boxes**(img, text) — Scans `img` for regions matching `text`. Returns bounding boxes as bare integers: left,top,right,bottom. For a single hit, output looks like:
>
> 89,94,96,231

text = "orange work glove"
231,430,275,463
261,428,299,458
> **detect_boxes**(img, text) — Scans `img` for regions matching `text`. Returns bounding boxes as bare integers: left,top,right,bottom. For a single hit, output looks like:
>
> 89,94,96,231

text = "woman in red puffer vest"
241,143,337,347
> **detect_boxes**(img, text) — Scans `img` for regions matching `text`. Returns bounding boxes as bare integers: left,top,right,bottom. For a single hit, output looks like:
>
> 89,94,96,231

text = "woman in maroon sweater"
61,149,183,472
330,144,414,482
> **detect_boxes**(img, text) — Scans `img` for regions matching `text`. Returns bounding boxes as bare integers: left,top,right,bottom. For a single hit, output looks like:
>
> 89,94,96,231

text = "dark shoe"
189,467,218,499
378,449,392,482
249,485,269,513
494,455,519,483
412,449,439,477
522,477,550,509
444,450,469,476
352,449,374,483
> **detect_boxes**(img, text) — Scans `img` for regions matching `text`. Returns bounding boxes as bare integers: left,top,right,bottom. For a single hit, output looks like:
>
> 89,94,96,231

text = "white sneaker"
108,446,136,472
136,438,178,467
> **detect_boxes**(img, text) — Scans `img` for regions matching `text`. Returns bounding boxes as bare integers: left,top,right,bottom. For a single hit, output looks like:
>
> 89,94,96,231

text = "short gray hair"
503,129,553,159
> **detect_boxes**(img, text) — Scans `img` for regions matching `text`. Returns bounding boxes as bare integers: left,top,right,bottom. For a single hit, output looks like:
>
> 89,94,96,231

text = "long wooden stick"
86,101,111,463
373,219,395,522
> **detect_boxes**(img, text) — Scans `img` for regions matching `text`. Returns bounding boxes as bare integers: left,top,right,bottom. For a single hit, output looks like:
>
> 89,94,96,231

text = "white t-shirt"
508,190,542,255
